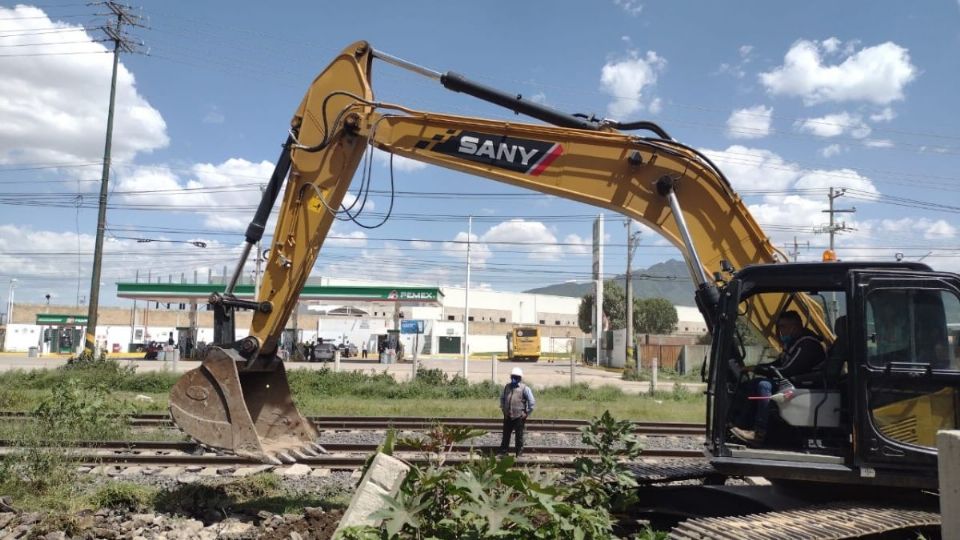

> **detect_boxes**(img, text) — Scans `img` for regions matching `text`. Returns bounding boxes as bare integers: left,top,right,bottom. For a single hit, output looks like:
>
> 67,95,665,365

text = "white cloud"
0,6,168,166
726,105,774,139
530,92,547,104
564,234,590,255
203,106,225,125
748,195,826,230
717,44,755,79
795,112,871,139
613,0,643,16
877,218,956,240
820,144,844,158
648,97,663,115
342,192,375,212
481,220,562,261
700,146,800,191
113,158,276,230
793,168,879,199
321,245,450,286
870,107,896,122
600,51,666,118
821,37,842,54
759,39,917,105
443,231,492,267
0,224,226,288
701,145,881,234
372,148,427,172
863,139,894,148
326,227,367,248
410,240,431,250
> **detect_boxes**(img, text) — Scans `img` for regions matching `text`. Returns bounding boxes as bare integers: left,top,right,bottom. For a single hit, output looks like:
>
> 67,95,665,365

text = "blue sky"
1,0,960,308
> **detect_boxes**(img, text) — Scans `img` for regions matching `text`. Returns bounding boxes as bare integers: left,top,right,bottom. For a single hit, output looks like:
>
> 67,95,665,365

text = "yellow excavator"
170,41,956,534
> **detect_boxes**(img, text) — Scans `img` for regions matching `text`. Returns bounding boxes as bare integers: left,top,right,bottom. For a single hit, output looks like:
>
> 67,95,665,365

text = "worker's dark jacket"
763,329,826,379
500,383,535,420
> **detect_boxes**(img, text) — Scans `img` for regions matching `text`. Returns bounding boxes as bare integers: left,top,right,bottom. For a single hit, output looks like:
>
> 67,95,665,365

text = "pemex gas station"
114,282,444,358
4,278,584,358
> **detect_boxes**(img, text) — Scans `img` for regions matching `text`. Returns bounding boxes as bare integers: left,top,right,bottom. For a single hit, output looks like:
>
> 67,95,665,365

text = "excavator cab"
707,261,960,490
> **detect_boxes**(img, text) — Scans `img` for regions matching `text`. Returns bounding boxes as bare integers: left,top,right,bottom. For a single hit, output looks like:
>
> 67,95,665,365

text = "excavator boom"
170,41,827,463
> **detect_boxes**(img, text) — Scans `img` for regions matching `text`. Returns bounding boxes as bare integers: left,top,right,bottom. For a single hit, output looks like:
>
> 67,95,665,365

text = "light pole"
5,278,17,327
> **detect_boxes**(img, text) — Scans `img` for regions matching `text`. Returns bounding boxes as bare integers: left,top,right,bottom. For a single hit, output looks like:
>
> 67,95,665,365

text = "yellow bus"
506,326,540,362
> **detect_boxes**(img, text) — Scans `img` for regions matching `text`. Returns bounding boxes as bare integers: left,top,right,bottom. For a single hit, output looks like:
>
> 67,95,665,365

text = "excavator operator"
731,310,826,444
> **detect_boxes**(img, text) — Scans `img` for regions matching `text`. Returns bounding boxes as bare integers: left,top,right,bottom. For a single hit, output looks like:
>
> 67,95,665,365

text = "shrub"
89,482,157,512
34,378,133,441
621,366,644,381
342,412,647,539
570,410,644,512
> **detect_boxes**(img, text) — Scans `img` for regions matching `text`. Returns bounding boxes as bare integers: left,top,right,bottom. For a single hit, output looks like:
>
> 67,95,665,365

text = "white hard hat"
511,367,523,377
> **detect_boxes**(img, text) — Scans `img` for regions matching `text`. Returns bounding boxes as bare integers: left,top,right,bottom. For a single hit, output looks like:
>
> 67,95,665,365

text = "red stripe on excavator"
529,144,563,176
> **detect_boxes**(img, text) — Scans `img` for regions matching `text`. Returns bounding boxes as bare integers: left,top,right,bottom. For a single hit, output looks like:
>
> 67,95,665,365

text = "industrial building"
0,277,707,357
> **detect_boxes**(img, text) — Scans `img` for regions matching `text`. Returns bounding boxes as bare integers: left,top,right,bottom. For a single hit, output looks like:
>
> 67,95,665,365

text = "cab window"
866,287,960,448
865,289,960,370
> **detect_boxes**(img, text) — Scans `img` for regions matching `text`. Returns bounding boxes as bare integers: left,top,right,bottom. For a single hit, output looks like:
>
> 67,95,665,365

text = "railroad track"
0,439,704,469
0,412,705,436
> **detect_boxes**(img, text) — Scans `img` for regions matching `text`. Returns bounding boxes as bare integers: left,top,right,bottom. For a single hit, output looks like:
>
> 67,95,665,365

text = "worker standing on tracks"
498,367,536,458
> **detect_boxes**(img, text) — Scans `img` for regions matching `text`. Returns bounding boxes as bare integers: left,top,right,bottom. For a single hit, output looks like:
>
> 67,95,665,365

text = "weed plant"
340,410,648,539
0,352,136,510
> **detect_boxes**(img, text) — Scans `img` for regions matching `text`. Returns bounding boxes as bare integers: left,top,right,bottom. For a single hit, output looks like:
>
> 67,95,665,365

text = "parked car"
314,342,336,362
338,342,359,358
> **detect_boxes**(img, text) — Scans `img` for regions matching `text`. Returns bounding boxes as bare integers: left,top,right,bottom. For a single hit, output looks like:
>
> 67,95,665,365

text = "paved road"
0,354,705,394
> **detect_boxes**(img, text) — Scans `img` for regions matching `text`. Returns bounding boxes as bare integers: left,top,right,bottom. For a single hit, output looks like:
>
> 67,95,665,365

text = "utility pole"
83,2,145,354
820,187,856,256
254,184,265,299
817,187,856,323
624,220,641,369
463,215,472,377
129,269,138,348
593,214,604,366
785,236,810,262
5,278,16,329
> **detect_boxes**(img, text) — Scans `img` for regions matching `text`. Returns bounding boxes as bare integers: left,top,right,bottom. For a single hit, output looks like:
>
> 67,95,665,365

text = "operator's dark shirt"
762,329,826,379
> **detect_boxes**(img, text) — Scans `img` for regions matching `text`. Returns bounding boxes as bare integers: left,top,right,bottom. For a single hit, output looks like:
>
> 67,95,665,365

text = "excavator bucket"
169,347,323,464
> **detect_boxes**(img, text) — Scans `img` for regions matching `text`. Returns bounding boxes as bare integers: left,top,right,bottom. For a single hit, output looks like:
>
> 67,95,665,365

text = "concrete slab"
938,430,960,540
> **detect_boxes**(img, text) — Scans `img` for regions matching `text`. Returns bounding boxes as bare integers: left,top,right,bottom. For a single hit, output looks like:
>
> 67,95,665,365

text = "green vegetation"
0,361,705,424
578,281,679,335
89,482,158,512
341,411,651,539
0,354,144,511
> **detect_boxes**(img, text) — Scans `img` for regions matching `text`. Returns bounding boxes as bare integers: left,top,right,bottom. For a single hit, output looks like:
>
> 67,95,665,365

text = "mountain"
523,259,696,306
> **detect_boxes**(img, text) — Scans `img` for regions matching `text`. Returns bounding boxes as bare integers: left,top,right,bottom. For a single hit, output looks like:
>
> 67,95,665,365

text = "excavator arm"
170,41,828,464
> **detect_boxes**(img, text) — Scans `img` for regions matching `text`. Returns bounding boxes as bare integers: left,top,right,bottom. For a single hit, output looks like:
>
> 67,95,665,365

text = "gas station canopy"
35,313,89,325
116,283,443,304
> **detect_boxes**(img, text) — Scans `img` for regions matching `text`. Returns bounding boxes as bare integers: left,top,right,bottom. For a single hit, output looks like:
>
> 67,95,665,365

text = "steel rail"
0,412,706,436
55,450,703,468
0,439,705,458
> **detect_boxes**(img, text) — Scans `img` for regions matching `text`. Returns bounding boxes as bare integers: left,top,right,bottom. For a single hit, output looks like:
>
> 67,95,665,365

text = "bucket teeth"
299,446,320,457
276,452,296,464
262,453,283,466
311,442,330,454
291,449,313,460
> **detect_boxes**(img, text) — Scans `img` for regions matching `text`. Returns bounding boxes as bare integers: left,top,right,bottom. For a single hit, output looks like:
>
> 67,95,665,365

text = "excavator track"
669,503,940,539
